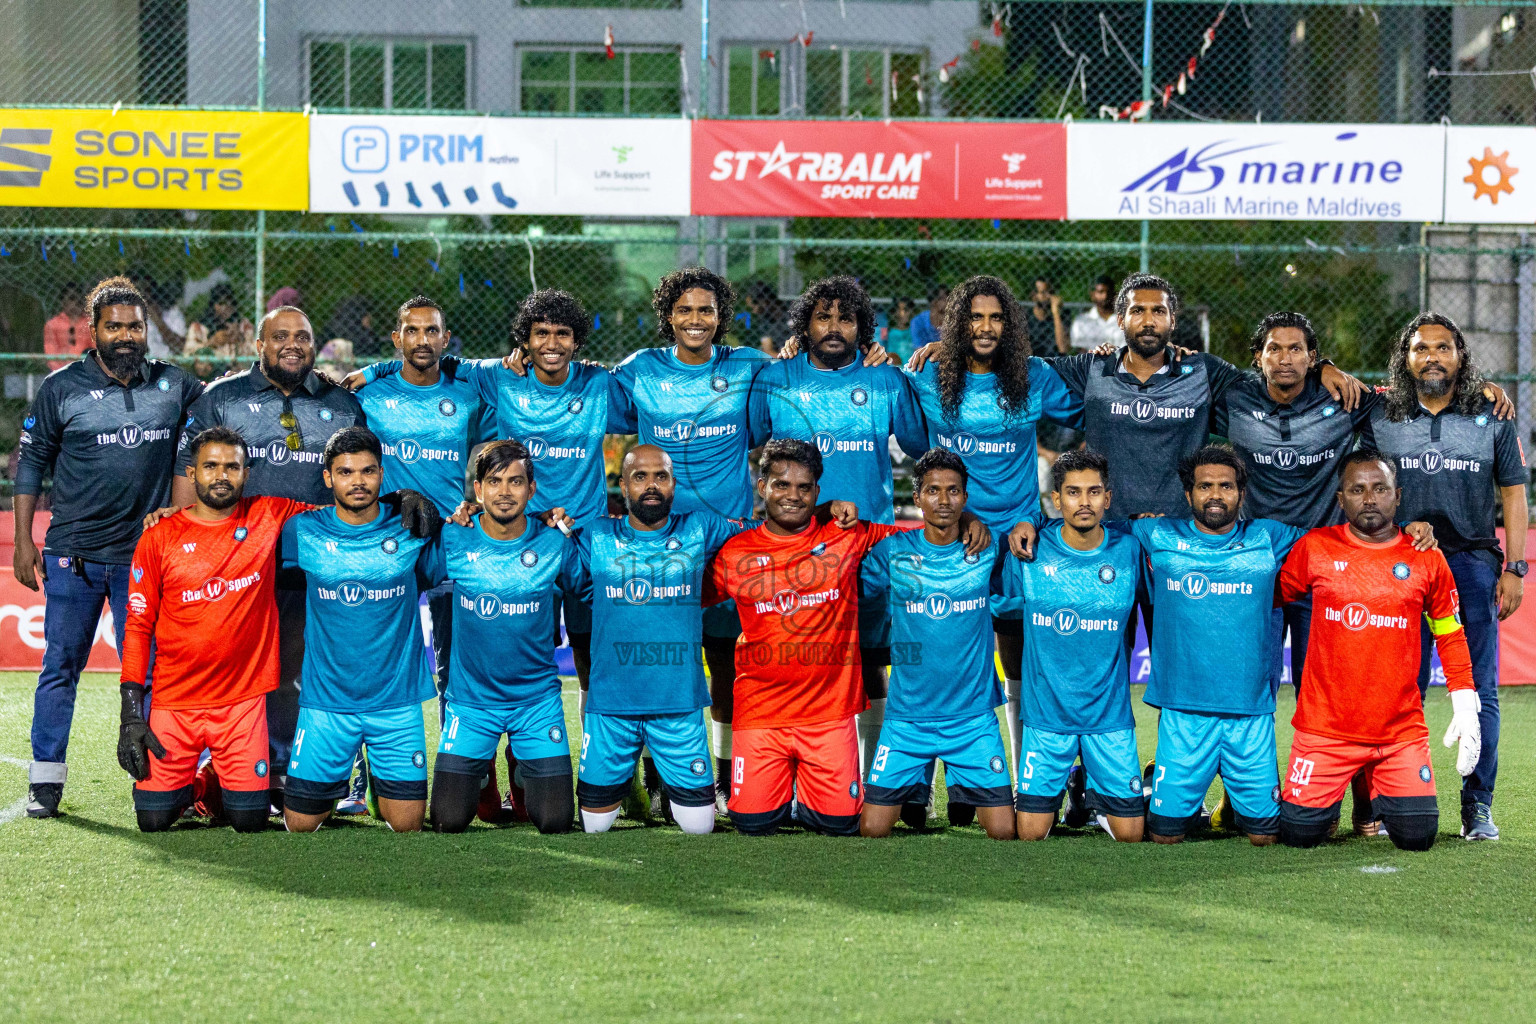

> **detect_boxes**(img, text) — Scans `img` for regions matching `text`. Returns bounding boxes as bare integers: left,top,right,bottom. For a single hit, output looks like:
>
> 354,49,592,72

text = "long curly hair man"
1382,311,1487,422
935,274,1032,423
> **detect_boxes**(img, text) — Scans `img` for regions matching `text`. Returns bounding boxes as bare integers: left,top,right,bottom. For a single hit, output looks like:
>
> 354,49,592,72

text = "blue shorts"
865,711,1012,808
435,692,572,779
577,710,714,808
1015,725,1144,817
286,704,428,811
858,588,892,661
702,600,741,640
1149,708,1279,837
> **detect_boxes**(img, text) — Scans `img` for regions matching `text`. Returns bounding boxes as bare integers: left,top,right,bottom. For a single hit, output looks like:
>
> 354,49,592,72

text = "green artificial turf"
0,672,1532,1023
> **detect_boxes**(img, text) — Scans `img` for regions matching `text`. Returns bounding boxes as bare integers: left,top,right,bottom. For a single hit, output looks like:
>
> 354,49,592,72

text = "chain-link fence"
0,0,1533,497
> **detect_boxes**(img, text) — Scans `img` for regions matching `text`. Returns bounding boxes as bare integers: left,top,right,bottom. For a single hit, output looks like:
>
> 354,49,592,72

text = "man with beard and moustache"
280,428,441,833
902,274,1080,824
174,305,367,814
571,445,753,835
15,275,203,818
1277,450,1481,852
421,441,582,835
706,440,987,837
1361,313,1528,841
117,428,315,833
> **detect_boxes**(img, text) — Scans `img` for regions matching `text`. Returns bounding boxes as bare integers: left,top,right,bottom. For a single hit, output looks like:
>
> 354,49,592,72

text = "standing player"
859,450,1014,840
423,441,581,834
1133,446,1304,845
708,439,988,836
280,428,439,833
16,275,203,818
573,445,748,836
176,305,365,812
116,427,303,833
1277,450,1482,851
1362,312,1528,840
994,448,1145,842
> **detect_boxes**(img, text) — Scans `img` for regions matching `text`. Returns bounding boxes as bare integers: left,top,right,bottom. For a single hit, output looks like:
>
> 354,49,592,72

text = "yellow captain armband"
1425,610,1463,636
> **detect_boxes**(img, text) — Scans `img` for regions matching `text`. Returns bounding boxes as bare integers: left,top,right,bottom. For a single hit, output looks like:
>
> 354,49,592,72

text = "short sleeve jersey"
357,370,495,516
905,358,1082,531
121,496,308,707
749,354,927,525
610,344,771,519
708,518,903,729
1133,517,1304,716
420,516,584,708
992,521,1142,734
1279,525,1471,745
279,507,435,712
576,511,744,716
1363,399,1529,567
860,531,1005,721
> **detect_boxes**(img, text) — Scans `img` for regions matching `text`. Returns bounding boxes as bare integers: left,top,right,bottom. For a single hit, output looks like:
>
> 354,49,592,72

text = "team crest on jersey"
1419,765,1432,783
1476,414,1489,427
157,378,170,391
255,759,269,779
382,537,399,554
1271,785,1281,803
850,387,869,406
1322,406,1337,417
1393,562,1411,580
549,726,562,743
1134,777,1146,795
690,757,707,776
412,751,426,769
811,542,826,556
665,537,682,551
849,781,859,797
567,397,584,414
964,551,980,564
710,375,729,393
1180,364,1192,374
438,398,456,417
520,549,539,567
1098,565,1116,584
319,409,333,421
233,526,247,542
989,756,1004,774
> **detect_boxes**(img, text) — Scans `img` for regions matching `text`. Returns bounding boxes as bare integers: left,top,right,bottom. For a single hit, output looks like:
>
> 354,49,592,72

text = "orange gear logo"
1465,147,1518,205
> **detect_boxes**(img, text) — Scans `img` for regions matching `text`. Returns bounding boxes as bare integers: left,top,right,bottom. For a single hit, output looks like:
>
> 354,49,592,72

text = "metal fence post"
1518,230,1533,463
700,0,710,118
254,0,268,322
1139,0,1153,273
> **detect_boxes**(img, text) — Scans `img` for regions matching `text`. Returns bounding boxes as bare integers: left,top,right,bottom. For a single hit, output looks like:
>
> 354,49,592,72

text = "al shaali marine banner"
308,114,690,216
0,109,307,210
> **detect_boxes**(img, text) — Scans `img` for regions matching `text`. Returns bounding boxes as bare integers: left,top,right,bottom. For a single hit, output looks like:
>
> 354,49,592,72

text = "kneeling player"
859,450,1014,839
1277,450,1481,852
423,441,579,834
994,449,1145,841
281,428,440,833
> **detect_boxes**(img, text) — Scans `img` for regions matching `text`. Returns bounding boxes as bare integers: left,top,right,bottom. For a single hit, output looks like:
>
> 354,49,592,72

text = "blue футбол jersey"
357,370,495,516
905,358,1082,531
421,516,584,709
610,344,770,519
993,521,1142,735
1132,516,1304,715
749,355,927,525
860,530,1005,720
279,506,436,713
575,511,745,715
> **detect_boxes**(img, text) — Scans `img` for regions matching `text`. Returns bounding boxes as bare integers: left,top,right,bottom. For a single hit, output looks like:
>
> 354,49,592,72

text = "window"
725,46,782,116
519,0,678,7
307,39,470,110
804,47,925,118
519,47,681,115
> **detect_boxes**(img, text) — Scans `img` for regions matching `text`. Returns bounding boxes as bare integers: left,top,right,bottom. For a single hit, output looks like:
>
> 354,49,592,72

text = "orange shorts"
1282,728,1437,818
728,716,861,836
134,694,270,812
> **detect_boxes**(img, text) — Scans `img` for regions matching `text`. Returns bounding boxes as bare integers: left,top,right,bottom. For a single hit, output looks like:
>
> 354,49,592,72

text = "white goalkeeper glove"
1443,688,1482,778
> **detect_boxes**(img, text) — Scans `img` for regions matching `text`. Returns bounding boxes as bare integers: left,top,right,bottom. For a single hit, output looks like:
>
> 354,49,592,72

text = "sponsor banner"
0,571,119,672
1068,122,1444,221
691,119,1066,219
1444,126,1536,224
308,114,690,216
0,109,306,210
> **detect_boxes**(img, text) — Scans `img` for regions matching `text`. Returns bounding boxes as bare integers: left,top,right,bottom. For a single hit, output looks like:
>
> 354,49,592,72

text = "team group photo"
2,1,1535,1021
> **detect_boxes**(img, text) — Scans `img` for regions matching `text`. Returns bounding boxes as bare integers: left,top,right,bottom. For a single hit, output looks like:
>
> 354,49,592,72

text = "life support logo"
233,526,247,541
382,538,399,554
396,438,422,464
1098,565,1116,584
1051,608,1080,635
671,417,697,441
337,581,368,607
624,578,653,604
525,436,548,460
412,751,426,769
1341,602,1371,631
1273,447,1298,470
438,398,456,417
1130,397,1156,423
117,424,144,449
813,431,836,455
254,759,269,779
690,757,708,776
567,397,584,414
1419,764,1432,782
1393,562,1411,580
924,593,953,620
773,590,801,614
473,593,501,620
711,376,729,393
1421,449,1444,475
989,756,1005,774
157,378,170,392
549,726,563,743
519,549,539,567
850,387,869,406
1180,571,1210,598
951,431,978,456
267,440,291,464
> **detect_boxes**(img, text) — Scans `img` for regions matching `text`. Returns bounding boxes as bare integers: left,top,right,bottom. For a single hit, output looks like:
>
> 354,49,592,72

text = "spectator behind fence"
909,285,947,350
184,282,255,359
743,281,787,353
267,285,303,314
1028,277,1068,356
133,270,187,358
43,281,91,370
1071,274,1122,351
882,297,915,360
324,294,382,359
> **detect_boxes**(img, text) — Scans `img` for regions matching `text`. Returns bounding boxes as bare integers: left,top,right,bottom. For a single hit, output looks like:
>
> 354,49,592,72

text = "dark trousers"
31,558,132,770
1416,551,1501,808
270,587,307,778
1270,593,1312,693
428,585,454,725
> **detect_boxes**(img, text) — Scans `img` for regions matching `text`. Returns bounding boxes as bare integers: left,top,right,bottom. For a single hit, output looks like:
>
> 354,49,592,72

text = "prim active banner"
0,109,307,210
308,114,690,216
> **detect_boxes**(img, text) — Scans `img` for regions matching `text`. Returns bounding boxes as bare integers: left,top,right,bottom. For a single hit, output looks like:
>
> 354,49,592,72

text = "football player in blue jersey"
995,448,1146,841
423,440,581,834
859,449,1015,840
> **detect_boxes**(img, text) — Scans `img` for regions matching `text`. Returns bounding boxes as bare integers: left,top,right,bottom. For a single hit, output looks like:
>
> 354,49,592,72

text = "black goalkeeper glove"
117,683,165,782
382,489,443,539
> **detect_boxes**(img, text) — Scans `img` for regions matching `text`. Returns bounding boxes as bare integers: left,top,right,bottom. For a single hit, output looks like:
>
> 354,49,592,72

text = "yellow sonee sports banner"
0,109,307,210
